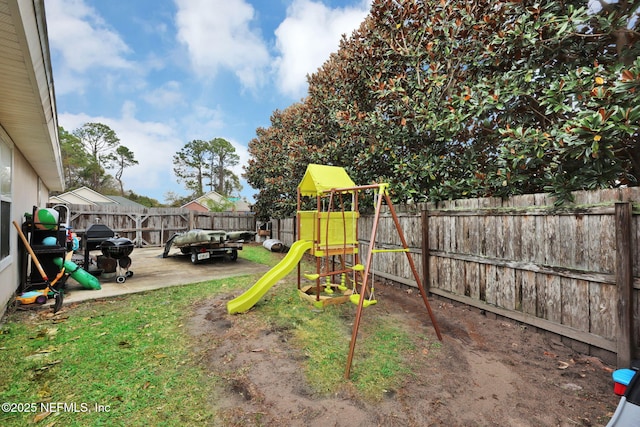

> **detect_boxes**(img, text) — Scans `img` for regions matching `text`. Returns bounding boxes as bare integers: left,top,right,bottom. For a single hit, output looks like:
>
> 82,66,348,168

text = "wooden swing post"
383,191,442,341
344,185,442,379
345,184,385,379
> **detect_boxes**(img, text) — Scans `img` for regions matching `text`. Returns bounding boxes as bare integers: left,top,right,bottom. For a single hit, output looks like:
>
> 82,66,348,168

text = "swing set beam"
371,248,409,253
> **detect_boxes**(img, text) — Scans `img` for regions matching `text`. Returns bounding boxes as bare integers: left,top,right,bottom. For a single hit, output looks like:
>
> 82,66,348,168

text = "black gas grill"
84,224,115,249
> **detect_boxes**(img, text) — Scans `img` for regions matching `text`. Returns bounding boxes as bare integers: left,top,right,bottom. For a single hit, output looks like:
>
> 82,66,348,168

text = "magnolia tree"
245,0,640,219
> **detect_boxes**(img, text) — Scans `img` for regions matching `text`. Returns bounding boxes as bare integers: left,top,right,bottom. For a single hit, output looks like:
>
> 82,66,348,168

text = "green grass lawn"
0,245,434,426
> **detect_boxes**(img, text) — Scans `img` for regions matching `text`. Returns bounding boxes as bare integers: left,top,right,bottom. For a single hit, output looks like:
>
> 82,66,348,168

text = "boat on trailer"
162,229,255,264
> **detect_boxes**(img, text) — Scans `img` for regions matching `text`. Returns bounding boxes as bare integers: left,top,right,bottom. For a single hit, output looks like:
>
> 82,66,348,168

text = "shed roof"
48,186,146,207
298,164,355,196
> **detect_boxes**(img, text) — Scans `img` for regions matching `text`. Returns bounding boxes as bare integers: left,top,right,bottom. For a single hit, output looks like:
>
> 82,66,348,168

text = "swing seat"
304,273,320,281
349,293,377,307
351,264,365,271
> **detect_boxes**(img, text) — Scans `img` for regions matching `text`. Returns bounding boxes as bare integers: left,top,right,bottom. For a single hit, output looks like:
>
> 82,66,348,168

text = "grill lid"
83,224,115,251
85,224,115,240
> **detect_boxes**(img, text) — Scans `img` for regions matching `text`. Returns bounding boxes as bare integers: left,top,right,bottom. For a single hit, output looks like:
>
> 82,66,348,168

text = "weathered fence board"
271,217,295,246
55,204,256,247
561,278,589,331
272,187,640,364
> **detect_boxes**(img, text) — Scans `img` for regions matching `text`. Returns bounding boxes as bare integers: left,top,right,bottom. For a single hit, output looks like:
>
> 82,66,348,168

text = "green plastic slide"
227,240,312,314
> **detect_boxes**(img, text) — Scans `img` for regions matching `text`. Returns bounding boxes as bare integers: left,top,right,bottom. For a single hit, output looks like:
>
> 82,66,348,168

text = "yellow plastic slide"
227,240,313,314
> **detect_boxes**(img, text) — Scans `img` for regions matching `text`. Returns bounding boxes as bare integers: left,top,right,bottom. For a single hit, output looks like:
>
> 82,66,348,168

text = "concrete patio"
28,245,270,309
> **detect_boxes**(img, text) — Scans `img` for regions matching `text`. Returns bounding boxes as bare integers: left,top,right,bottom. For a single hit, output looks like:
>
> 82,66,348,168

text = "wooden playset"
295,164,442,377
227,164,442,377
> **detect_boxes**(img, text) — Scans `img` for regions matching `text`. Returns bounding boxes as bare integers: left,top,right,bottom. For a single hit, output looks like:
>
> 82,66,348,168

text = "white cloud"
180,105,226,141
273,0,370,99
142,81,186,108
59,107,184,201
58,100,234,202
225,138,251,186
49,0,372,202
46,0,134,94
174,0,270,89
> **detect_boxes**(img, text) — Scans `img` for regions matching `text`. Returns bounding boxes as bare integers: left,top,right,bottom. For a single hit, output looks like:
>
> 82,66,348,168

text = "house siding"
0,0,62,319
0,145,46,317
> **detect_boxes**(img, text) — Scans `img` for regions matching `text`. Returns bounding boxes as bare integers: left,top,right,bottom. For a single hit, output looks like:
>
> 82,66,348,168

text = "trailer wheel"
191,252,199,264
230,250,238,261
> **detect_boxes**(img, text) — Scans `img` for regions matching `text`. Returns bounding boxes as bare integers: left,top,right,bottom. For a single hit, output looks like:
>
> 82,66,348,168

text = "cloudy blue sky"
46,0,372,203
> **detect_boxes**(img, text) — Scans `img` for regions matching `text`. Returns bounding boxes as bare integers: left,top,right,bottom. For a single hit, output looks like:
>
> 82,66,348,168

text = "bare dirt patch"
187,280,620,427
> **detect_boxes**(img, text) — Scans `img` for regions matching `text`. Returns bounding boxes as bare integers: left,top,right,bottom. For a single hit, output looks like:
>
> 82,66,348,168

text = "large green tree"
245,104,322,219
60,124,139,197
109,145,139,196
72,122,121,190
173,138,242,198
207,138,241,195
59,126,92,189
59,126,118,193
173,139,209,196
245,0,640,219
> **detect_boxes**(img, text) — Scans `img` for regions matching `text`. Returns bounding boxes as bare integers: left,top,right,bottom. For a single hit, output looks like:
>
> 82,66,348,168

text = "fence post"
615,202,633,368
136,215,142,247
421,208,430,293
277,218,281,241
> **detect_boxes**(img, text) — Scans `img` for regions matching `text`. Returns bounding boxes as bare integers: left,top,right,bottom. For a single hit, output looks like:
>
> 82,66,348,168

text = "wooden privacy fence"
52,204,256,247
271,217,295,246
272,188,640,366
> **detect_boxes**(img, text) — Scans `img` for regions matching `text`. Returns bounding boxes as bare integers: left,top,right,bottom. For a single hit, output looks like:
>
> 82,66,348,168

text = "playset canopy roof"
298,164,356,196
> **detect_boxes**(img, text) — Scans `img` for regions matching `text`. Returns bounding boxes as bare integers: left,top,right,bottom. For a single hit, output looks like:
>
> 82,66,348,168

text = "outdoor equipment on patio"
13,220,65,312
100,237,134,283
82,223,115,274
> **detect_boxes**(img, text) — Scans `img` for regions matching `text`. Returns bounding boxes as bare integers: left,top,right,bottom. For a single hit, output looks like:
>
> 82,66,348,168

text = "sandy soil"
187,278,621,427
